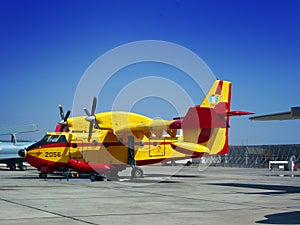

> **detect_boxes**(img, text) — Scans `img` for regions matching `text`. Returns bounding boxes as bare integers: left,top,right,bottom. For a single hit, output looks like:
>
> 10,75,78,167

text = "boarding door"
149,138,165,157
70,139,86,161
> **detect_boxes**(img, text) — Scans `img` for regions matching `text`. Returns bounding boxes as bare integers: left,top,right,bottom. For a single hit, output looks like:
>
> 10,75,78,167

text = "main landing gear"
39,172,47,179
89,169,120,182
89,173,106,182
131,167,144,179
18,164,27,171
89,167,144,181
7,162,27,171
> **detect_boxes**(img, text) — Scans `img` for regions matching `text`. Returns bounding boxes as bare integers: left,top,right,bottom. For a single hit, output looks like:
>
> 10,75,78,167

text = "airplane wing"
249,107,300,121
0,124,38,135
113,119,176,138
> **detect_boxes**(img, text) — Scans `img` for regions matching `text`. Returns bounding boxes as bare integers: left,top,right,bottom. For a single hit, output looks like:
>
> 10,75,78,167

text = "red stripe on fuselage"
28,141,173,151
25,154,69,172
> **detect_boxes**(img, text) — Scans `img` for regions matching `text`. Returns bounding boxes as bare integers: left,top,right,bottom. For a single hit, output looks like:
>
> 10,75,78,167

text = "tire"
90,173,97,182
39,172,47,179
19,165,27,171
9,164,16,171
186,161,192,166
131,167,144,179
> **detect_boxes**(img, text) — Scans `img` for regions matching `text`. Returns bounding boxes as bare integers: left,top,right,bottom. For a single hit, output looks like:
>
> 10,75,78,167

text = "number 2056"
45,152,62,157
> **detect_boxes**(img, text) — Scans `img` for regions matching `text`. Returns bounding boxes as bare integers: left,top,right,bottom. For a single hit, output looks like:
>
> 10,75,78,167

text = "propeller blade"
84,96,100,141
59,105,64,120
94,119,101,129
91,96,97,115
64,110,71,121
84,108,91,117
58,105,70,132
88,122,93,142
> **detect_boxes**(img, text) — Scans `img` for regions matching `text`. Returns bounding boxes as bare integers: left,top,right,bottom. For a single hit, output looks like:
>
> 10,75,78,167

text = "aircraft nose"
18,149,26,157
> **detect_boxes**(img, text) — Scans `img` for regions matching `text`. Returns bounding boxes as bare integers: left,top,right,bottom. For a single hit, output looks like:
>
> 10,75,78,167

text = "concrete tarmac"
0,165,300,225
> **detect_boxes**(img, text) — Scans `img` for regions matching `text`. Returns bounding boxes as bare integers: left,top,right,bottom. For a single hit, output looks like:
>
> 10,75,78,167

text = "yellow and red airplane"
19,80,253,180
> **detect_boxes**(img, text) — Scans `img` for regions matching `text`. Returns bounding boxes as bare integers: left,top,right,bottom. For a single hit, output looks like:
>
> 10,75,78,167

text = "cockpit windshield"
40,135,67,143
26,134,68,151
41,135,51,142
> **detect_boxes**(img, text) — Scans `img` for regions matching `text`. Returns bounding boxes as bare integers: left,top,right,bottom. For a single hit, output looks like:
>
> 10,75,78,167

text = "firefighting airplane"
0,124,37,170
19,80,253,180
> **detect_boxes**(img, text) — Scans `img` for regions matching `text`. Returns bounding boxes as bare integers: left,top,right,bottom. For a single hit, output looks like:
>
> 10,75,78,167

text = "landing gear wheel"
39,172,47,179
185,161,192,166
19,165,27,171
9,164,16,171
90,173,97,182
131,167,144,179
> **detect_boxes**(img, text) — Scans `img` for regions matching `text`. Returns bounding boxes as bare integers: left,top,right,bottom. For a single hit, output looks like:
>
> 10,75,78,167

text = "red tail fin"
182,80,231,155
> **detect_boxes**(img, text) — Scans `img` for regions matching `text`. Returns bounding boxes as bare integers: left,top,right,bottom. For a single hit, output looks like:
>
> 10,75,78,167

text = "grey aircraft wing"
250,107,300,121
0,124,38,135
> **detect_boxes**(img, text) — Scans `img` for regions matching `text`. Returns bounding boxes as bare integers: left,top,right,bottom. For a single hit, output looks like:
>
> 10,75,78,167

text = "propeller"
83,96,101,141
58,105,71,132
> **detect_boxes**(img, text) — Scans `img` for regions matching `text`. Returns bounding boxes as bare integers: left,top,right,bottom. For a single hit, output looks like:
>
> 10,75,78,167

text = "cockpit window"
40,135,67,143
48,135,60,143
58,135,67,143
41,135,51,142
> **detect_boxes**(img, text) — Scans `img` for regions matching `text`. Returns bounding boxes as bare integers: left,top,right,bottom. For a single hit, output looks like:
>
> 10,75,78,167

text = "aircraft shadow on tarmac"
256,211,300,224
210,183,300,195
120,173,205,183
117,173,200,183
144,174,203,178
6,173,196,183
8,175,66,180
120,178,182,184
0,168,27,171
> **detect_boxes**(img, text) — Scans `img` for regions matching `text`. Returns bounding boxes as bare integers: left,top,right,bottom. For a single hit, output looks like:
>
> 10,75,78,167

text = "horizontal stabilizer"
0,124,38,135
227,111,254,116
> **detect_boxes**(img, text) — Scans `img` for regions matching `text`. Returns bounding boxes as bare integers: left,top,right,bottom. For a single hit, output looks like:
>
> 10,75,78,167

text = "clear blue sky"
0,0,299,145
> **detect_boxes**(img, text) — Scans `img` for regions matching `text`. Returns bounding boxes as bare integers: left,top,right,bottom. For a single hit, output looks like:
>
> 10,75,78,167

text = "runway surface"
0,165,300,225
